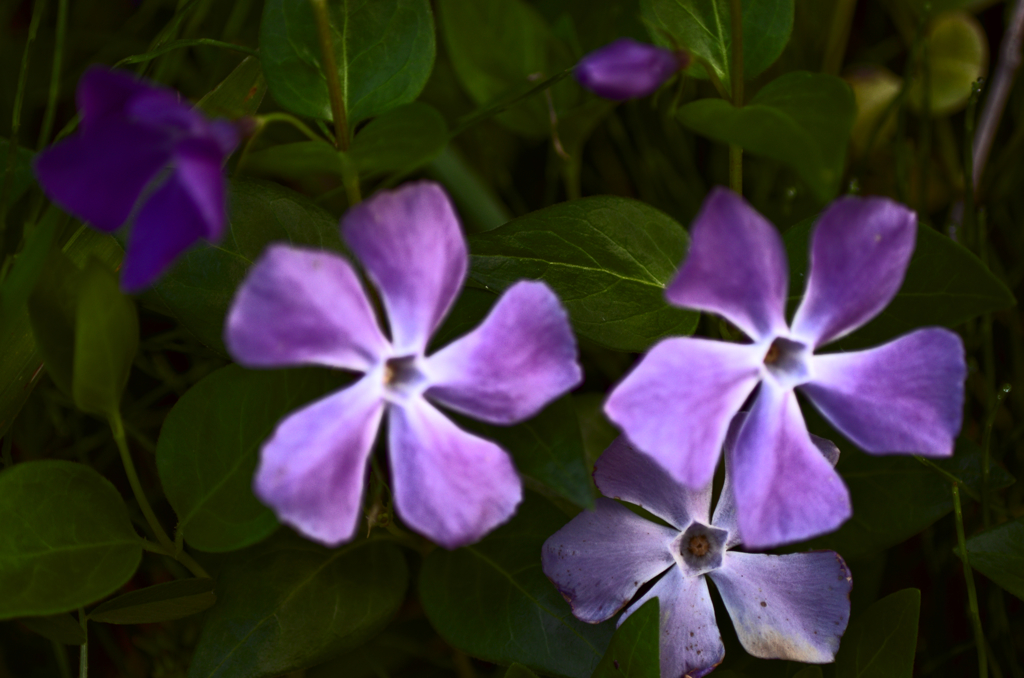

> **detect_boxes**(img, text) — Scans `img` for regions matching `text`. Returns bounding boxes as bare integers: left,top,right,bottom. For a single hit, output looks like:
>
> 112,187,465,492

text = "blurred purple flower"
543,433,852,678
33,66,239,292
606,187,966,549
575,38,687,101
226,181,581,549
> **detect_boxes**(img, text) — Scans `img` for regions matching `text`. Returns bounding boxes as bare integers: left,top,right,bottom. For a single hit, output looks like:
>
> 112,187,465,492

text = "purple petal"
541,497,677,623
253,375,385,547
791,197,916,347
172,138,229,239
425,281,581,424
619,568,724,678
343,181,467,355
76,67,155,127
389,398,522,549
575,38,684,101
802,328,966,456
604,337,762,489
594,436,711,530
729,383,851,549
225,244,389,371
708,551,851,663
666,188,789,341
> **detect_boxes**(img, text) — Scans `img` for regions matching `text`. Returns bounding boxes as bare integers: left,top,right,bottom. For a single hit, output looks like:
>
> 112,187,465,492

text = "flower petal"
708,551,851,663
666,188,789,341
253,375,385,547
575,38,684,101
76,67,155,127
225,244,389,371
729,383,851,549
791,196,916,347
541,497,677,623
172,138,231,240
620,567,724,678
389,398,521,549
594,436,710,530
425,281,581,424
604,337,762,489
802,328,966,456
343,181,466,355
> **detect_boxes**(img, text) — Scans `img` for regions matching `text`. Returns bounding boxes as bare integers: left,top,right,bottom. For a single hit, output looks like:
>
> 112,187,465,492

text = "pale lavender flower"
575,38,688,100
605,188,966,549
543,432,852,678
225,181,581,549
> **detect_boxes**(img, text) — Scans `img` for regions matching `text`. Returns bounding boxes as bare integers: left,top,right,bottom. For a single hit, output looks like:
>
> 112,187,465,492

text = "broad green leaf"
196,55,268,119
0,136,35,209
16,613,85,645
908,11,988,116
260,0,435,127
26,250,83,397
506,664,542,678
188,533,408,678
835,589,920,678
242,140,344,181
640,0,794,92
87,578,216,624
425,145,512,233
964,516,1024,601
468,196,698,352
677,72,855,202
156,364,346,553
592,598,660,678
0,206,64,330
0,461,143,620
146,179,344,355
348,102,448,177
420,494,614,678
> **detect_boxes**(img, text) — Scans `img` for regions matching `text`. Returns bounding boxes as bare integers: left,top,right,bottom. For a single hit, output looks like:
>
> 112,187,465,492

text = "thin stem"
451,68,573,138
52,639,71,678
112,38,259,68
729,0,743,194
38,0,69,150
78,609,88,678
982,384,1012,529
963,82,982,247
339,151,363,205
310,0,350,151
822,0,858,75
952,483,987,678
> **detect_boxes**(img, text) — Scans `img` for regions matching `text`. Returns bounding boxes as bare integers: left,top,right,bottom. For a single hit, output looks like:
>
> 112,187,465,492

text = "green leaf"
156,364,346,553
260,0,436,127
187,533,408,678
677,72,855,202
468,196,698,352
964,516,1024,601
835,589,920,678
348,102,448,177
0,135,35,209
26,250,82,397
196,55,268,119
0,460,143,620
16,613,86,645
640,0,794,92
506,664,542,678
87,578,216,624
908,11,988,116
0,206,64,330
420,494,614,678
592,598,660,678
146,179,344,355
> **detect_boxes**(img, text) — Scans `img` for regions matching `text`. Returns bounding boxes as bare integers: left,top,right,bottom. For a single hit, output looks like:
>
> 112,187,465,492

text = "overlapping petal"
575,38,683,101
426,281,580,424
605,337,762,488
541,497,677,623
77,66,153,127
666,188,789,341
802,328,965,456
389,398,522,549
343,182,467,355
172,138,231,239
253,376,385,547
225,244,388,371
708,551,851,663
791,197,916,347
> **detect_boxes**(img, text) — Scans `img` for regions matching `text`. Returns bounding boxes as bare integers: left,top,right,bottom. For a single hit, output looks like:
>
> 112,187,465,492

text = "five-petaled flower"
225,181,581,549
605,188,966,549
34,66,239,292
575,38,688,101
542,432,852,678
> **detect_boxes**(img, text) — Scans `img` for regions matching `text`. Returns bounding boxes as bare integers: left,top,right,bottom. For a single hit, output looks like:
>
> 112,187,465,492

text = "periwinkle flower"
605,188,966,549
226,181,581,549
575,38,688,100
543,433,852,678
34,66,239,292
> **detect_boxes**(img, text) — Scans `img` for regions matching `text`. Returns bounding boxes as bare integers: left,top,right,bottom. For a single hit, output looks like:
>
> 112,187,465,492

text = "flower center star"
688,534,710,557
674,522,729,577
383,355,428,402
761,336,811,390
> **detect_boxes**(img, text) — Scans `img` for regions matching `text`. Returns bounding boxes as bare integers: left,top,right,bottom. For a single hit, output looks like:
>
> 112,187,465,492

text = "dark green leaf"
26,250,82,397
0,206,64,330
188,533,408,678
835,589,920,678
468,196,698,352
196,55,268,119
87,578,216,624
0,460,143,620
420,494,614,678
241,140,343,182
506,663,542,678
16,613,85,645
260,0,436,126
0,136,35,209
348,102,448,177
964,516,1024,601
592,598,660,678
677,72,855,202
156,364,346,553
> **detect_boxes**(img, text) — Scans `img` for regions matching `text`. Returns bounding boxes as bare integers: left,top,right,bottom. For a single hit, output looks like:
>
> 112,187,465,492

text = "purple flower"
605,188,966,549
225,181,582,549
34,66,239,292
543,433,852,678
575,38,687,101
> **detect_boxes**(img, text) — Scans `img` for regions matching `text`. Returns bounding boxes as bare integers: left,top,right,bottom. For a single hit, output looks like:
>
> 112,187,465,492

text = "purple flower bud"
574,38,686,101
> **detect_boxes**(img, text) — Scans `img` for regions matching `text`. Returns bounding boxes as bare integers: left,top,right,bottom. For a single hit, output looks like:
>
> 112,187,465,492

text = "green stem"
963,81,982,247
729,0,743,194
38,0,68,150
113,38,259,68
822,0,857,75
981,384,1011,529
338,151,362,206
450,68,573,139
52,639,71,678
78,609,88,678
310,0,350,151
953,483,988,678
